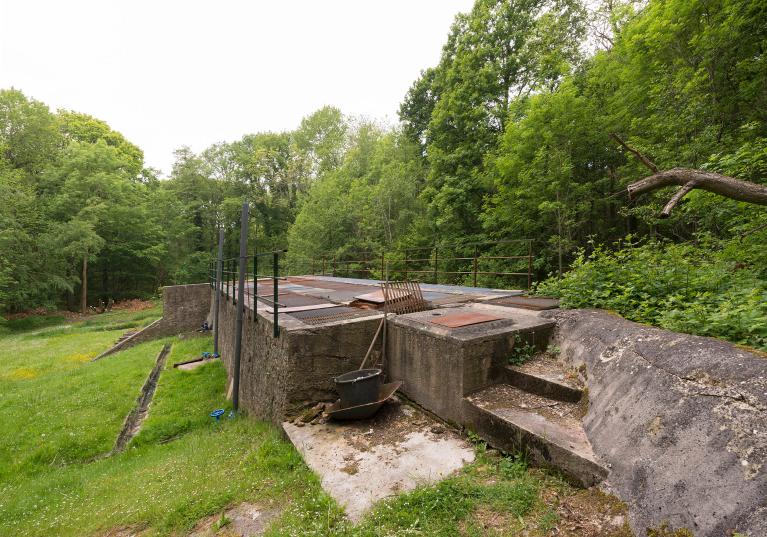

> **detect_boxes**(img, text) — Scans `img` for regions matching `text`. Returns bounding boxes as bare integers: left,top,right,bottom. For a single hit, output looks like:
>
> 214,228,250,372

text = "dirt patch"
4,299,156,323
542,487,632,537
469,506,513,534
287,397,445,451
188,503,282,537
111,299,157,312
471,383,582,430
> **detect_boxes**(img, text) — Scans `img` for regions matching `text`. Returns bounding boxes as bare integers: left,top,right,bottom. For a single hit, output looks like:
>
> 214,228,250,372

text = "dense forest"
1,0,765,348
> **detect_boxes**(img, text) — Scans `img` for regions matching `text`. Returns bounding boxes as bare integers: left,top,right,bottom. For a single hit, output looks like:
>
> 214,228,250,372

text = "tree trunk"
81,251,88,314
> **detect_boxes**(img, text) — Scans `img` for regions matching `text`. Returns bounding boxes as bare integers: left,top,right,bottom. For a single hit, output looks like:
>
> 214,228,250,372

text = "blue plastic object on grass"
210,408,225,421
202,352,211,359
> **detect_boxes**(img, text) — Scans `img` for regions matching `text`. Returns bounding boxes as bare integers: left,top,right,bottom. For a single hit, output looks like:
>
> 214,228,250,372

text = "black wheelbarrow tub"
327,381,402,420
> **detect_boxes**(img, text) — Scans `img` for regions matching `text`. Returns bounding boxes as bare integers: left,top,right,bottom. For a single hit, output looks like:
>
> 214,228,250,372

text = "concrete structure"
94,283,211,360
386,303,554,425
548,309,767,537
152,276,767,534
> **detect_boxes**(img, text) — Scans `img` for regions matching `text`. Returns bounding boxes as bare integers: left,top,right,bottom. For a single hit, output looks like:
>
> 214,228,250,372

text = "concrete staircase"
463,355,608,487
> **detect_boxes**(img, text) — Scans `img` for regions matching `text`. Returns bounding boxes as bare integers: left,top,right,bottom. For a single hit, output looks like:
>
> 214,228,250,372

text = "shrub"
536,237,767,351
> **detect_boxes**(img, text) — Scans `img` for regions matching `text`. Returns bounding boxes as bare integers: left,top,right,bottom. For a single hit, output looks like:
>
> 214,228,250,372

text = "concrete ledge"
547,308,767,536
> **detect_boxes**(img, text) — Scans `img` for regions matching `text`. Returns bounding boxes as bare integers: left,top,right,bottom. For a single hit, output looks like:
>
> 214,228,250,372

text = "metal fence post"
273,251,279,338
433,247,438,284
473,246,479,287
527,240,533,290
232,202,249,412
225,260,230,301
404,251,408,281
213,229,224,356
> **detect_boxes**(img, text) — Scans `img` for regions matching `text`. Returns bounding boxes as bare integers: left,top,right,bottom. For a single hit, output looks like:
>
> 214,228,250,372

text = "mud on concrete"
283,398,475,522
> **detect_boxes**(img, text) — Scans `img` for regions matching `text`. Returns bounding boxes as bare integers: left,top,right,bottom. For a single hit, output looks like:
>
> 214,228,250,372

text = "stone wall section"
212,289,384,424
94,283,211,360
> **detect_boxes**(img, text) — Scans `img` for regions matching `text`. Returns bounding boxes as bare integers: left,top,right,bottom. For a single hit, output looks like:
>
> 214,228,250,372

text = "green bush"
536,237,767,351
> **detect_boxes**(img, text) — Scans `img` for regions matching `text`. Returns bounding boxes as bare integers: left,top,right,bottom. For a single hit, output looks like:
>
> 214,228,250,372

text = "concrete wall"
547,309,767,537
94,283,211,360
386,308,554,425
212,289,384,423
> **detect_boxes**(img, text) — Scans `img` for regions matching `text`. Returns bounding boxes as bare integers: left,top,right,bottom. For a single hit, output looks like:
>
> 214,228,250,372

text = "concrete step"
464,384,608,487
503,355,584,403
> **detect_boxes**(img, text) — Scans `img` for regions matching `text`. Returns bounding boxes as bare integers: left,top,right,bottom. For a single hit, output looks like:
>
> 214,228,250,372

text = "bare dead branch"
660,181,696,217
627,168,767,216
610,133,767,216
610,132,659,173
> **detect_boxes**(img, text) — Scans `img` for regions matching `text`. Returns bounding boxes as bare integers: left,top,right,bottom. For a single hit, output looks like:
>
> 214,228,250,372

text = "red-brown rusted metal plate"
428,311,504,328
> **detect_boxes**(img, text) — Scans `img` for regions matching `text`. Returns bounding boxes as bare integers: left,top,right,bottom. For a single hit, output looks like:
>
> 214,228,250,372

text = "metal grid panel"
288,306,379,325
381,280,429,314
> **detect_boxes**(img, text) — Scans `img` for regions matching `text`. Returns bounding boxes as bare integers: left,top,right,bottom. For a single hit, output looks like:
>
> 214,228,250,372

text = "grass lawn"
0,309,630,536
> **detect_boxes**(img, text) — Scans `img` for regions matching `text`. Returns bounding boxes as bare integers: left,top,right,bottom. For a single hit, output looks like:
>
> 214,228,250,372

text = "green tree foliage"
537,237,767,351
2,0,766,353
288,124,425,260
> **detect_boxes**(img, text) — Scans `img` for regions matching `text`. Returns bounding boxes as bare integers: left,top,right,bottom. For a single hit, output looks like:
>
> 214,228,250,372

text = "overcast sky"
0,0,474,175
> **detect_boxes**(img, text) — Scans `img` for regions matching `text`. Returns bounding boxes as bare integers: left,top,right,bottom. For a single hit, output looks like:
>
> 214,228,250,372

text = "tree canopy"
1,0,765,342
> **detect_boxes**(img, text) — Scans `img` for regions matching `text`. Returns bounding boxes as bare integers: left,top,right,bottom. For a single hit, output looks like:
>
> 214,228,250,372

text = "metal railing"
282,239,534,289
210,248,287,338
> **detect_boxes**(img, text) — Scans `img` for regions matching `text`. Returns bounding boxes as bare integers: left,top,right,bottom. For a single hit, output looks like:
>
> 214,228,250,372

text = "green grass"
131,337,230,447
0,309,627,536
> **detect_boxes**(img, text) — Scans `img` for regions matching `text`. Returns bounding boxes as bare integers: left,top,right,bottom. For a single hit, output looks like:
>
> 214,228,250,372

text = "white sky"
0,0,473,175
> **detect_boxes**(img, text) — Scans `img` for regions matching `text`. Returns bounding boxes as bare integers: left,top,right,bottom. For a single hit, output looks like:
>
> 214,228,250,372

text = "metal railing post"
473,246,479,287
528,240,533,290
404,251,408,281
381,252,385,280
232,202,249,412
213,229,224,356
273,251,279,338
433,246,438,284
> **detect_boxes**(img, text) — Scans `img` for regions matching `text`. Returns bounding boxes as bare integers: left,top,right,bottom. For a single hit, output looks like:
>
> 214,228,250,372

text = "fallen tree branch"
661,181,696,217
611,133,767,217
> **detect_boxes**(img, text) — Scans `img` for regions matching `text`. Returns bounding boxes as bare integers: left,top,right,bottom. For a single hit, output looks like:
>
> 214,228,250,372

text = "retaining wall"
212,289,384,423
94,283,211,360
547,309,767,536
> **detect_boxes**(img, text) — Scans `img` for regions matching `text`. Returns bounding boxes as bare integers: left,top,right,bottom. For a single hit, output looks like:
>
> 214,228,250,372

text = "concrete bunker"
148,274,767,535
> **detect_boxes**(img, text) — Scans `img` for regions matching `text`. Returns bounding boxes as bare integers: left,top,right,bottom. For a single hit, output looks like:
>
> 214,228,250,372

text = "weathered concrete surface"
94,283,211,360
283,401,475,522
464,383,607,487
546,309,767,536
387,304,554,425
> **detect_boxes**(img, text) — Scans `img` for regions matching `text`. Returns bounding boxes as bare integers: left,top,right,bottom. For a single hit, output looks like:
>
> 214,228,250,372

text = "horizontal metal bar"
254,296,286,307
479,255,532,261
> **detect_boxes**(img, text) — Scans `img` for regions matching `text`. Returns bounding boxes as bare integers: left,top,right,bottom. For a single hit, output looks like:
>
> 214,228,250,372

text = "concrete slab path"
283,400,475,522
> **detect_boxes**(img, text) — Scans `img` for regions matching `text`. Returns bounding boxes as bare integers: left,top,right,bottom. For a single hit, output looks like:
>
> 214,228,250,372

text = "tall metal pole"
232,202,249,412
273,251,280,338
213,228,224,356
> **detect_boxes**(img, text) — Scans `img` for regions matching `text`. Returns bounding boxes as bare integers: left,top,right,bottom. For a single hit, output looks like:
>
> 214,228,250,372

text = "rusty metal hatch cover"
428,311,504,328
